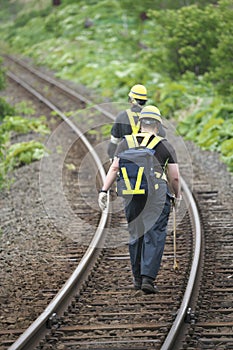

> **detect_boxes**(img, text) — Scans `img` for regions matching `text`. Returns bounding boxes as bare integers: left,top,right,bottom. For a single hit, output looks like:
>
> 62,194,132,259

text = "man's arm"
166,163,181,199
101,157,119,192
107,135,121,158
107,111,128,158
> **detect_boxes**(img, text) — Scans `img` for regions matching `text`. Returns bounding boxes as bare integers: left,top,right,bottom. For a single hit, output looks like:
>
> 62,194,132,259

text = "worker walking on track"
107,84,165,160
99,105,181,294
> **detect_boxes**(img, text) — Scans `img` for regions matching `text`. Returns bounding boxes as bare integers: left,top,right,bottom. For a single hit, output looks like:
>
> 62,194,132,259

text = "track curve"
1,54,231,350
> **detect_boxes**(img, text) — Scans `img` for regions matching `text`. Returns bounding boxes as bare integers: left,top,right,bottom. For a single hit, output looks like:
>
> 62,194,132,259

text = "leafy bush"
1,115,49,135
207,0,233,95
177,101,233,171
145,0,233,95
0,114,49,189
0,97,15,121
146,5,219,77
5,140,47,168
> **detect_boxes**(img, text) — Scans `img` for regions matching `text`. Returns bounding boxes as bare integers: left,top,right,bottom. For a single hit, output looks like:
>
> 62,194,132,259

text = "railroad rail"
1,54,232,349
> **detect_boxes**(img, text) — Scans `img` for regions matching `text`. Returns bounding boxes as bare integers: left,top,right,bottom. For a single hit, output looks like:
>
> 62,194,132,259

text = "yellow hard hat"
128,84,147,101
139,105,162,123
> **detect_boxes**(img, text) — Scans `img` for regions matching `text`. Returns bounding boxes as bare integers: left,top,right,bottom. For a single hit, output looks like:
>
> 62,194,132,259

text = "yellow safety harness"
118,134,167,196
126,109,140,134
125,133,162,148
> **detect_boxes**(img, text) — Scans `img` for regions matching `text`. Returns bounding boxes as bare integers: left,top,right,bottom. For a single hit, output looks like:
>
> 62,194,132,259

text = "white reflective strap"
111,135,121,145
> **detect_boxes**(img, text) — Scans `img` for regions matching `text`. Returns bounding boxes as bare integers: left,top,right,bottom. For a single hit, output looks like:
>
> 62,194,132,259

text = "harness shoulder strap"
139,134,152,147
147,135,163,149
126,109,140,134
124,134,139,148
133,133,163,149
125,134,163,150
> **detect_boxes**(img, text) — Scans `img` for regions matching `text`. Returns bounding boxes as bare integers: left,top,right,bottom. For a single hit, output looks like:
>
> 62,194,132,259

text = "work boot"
133,277,142,290
141,276,158,294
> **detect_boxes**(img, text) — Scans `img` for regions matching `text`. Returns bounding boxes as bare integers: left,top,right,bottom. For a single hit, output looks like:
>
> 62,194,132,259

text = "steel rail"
160,177,202,350
4,54,115,121
7,71,110,350
6,65,202,349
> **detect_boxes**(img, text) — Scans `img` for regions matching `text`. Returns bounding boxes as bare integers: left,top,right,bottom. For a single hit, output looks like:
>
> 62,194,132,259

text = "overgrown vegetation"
0,40,50,188
0,0,232,171
0,99,49,189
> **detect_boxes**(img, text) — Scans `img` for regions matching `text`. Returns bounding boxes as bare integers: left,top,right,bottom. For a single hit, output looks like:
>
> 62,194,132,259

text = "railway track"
1,55,232,349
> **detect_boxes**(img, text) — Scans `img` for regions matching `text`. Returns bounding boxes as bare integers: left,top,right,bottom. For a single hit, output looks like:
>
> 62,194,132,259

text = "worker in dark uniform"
99,105,181,294
107,84,166,160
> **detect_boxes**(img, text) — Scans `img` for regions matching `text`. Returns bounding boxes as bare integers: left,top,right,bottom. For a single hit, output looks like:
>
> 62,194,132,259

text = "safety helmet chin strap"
129,97,143,109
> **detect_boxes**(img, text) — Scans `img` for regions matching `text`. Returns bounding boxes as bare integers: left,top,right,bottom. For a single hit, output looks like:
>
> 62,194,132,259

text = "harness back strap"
125,134,163,149
124,134,139,148
124,134,167,183
126,109,140,134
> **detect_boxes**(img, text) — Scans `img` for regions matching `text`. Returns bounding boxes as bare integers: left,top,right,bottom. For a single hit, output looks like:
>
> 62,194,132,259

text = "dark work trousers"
124,182,171,281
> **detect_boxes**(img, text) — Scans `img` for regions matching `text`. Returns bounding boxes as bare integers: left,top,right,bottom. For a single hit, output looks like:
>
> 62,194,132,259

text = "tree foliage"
208,0,233,95
143,0,232,94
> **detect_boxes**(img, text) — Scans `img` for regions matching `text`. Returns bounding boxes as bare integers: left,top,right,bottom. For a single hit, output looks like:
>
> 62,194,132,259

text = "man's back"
108,106,166,159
